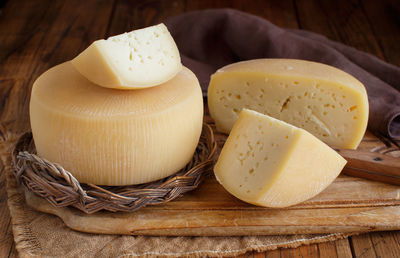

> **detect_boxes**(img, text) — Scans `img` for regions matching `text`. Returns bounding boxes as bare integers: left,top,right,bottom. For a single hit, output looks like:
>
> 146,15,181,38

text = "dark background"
0,0,399,257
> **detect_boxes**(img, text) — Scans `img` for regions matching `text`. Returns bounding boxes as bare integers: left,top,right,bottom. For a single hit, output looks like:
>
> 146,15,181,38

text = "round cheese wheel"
208,59,369,149
30,62,203,185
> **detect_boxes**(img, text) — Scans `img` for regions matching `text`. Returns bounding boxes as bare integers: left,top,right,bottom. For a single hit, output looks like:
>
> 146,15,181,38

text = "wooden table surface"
1,0,399,257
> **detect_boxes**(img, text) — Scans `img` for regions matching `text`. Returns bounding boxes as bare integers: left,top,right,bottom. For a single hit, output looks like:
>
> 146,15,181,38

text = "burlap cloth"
1,132,354,257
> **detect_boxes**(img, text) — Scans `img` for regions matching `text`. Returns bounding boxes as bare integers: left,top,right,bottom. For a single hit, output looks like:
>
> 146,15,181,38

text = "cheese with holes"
30,62,203,186
208,59,369,149
214,109,347,208
72,23,182,89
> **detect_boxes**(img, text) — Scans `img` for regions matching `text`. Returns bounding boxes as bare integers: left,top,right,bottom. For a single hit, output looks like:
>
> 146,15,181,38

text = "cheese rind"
30,62,203,186
214,109,347,208
208,59,369,149
72,23,182,89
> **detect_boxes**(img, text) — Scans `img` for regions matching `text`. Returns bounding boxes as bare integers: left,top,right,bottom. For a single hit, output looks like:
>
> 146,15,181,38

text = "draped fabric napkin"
165,9,400,139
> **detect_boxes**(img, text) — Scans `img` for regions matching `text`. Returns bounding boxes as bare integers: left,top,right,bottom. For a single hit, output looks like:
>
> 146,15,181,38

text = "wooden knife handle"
336,148,400,185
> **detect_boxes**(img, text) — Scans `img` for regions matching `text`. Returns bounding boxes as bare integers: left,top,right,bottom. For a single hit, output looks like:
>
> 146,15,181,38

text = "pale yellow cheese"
208,59,369,149
72,23,182,89
214,109,347,208
30,62,203,186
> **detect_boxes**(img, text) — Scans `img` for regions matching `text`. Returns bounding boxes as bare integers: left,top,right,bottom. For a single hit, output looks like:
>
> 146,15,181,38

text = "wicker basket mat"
1,133,356,258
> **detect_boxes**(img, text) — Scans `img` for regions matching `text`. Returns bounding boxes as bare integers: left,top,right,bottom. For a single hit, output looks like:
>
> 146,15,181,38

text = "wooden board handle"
337,148,400,185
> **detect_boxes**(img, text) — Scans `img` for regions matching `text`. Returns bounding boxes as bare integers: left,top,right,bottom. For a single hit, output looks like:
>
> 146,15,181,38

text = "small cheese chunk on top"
72,23,182,89
208,59,369,149
214,109,347,208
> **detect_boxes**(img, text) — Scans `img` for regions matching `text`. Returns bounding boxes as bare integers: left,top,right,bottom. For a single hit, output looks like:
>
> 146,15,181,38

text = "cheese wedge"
208,59,369,149
214,109,347,208
72,23,182,89
30,62,203,186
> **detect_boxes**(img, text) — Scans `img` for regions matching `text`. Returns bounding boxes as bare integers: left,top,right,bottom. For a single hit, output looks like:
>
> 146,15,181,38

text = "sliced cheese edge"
30,62,203,186
72,23,182,89
208,58,369,149
214,109,347,208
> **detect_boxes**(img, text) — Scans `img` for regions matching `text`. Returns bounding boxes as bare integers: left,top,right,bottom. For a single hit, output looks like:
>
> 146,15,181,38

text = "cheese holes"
349,105,358,111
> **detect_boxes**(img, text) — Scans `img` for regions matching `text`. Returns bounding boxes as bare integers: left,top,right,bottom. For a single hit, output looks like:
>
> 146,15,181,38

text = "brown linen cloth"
165,9,400,139
0,136,353,257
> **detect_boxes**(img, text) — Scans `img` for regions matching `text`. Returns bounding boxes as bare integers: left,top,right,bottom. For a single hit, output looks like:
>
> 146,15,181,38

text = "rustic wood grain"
107,0,186,36
295,0,385,60
0,0,115,257
0,0,115,133
317,241,338,257
370,231,400,257
23,163,400,236
280,243,319,258
294,3,400,256
186,0,299,29
0,0,400,257
254,251,268,258
350,234,377,257
335,238,353,258
264,249,280,258
237,253,254,258
361,0,400,66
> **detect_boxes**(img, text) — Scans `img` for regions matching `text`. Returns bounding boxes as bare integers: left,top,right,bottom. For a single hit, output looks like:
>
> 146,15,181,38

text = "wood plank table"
1,0,399,257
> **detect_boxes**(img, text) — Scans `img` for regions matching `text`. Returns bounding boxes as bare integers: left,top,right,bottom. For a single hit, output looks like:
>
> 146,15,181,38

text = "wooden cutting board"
24,120,400,236
25,175,400,236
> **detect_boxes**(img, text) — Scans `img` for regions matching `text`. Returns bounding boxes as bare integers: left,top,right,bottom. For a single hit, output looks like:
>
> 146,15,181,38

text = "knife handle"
336,148,400,185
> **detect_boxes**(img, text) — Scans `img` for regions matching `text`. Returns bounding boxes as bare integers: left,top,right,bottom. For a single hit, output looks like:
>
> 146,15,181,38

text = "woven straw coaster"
1,132,354,258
